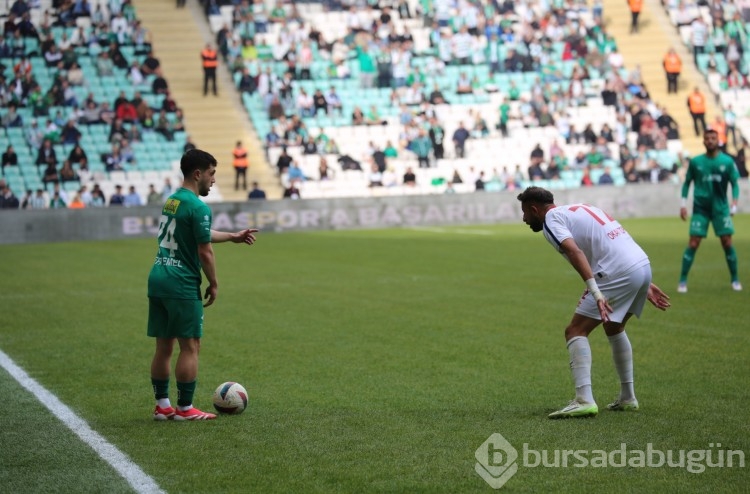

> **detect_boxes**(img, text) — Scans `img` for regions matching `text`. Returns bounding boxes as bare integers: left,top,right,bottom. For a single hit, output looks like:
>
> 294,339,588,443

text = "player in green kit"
678,129,741,293
148,149,258,421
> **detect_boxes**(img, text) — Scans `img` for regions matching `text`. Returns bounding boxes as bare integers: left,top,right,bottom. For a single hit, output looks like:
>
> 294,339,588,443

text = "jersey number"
157,215,179,257
568,205,614,225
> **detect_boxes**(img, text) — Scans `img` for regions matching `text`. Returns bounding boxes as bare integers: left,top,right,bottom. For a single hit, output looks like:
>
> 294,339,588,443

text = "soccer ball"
212,382,248,415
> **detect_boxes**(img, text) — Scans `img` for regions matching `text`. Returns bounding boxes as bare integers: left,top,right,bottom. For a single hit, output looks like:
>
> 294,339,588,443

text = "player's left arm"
210,229,258,245
559,238,613,321
647,283,671,311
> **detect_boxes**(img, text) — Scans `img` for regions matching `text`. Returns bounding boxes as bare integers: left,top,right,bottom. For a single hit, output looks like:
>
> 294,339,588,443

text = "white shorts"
575,264,652,323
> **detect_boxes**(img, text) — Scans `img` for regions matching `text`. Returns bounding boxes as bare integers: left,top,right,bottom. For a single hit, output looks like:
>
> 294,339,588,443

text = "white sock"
157,398,171,409
178,405,193,412
567,336,594,404
608,331,635,402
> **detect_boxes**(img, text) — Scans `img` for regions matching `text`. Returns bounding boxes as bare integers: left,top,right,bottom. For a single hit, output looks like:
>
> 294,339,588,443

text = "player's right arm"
198,242,218,307
559,237,613,322
680,159,695,221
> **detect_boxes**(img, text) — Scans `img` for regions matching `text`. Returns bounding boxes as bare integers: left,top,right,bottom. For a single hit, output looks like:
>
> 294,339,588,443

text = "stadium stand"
204,0,695,199
5,0,739,208
1,0,191,208
661,0,750,178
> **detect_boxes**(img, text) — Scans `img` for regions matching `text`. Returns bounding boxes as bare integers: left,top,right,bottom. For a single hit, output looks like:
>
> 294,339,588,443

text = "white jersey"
543,204,649,279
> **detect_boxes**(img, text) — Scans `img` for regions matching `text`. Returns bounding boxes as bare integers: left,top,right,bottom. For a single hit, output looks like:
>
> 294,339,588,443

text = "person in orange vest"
663,48,682,94
687,87,707,137
711,116,728,153
232,140,249,190
201,43,218,96
628,0,643,34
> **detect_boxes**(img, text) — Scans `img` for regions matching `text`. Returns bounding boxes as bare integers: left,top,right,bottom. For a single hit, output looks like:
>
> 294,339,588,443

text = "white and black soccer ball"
212,382,248,415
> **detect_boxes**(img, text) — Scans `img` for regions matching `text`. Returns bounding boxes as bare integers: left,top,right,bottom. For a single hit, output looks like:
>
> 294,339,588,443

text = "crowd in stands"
663,0,750,179
5,0,748,208
203,0,712,199
1,0,190,210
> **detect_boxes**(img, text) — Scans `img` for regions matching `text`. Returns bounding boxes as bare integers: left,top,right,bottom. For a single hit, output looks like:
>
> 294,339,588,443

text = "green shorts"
690,205,735,238
147,297,204,339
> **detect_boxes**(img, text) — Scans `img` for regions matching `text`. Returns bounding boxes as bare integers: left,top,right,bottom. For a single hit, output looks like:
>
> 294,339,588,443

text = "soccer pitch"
1,216,748,493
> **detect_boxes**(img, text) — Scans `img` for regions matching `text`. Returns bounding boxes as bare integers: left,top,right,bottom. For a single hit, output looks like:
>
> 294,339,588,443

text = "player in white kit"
517,187,671,419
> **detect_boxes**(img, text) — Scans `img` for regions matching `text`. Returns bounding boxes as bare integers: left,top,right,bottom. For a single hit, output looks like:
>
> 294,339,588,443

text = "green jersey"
148,188,212,300
682,152,739,211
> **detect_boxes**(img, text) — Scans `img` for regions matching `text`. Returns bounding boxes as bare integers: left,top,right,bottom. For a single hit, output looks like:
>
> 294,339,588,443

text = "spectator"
160,178,173,200
152,74,169,95
663,48,682,94
283,180,301,199
248,181,267,200
628,0,642,33
312,89,327,115
411,129,432,168
2,104,23,127
155,110,174,141
403,167,417,186
26,119,44,150
182,135,196,153
580,167,594,186
124,186,142,207
49,191,67,209
0,182,20,209
287,160,306,183
365,105,387,126
2,145,18,171
68,193,85,209
59,160,79,182
687,86,707,137
129,60,145,86
141,50,161,75
42,162,59,184
68,143,88,168
475,171,486,191
368,162,383,187
326,86,343,115
201,43,219,96
90,184,106,207
147,184,162,205
61,119,82,145
29,189,48,209
318,157,333,181
276,148,293,175
237,67,256,93
452,122,470,159
36,139,57,168
690,17,708,65
109,185,125,206
352,106,366,125
116,99,138,123
598,167,615,185
104,145,123,172
96,51,115,77
232,140,249,190
81,100,102,125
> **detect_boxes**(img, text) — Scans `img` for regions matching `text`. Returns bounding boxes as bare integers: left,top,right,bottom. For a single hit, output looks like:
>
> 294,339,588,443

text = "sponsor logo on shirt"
163,198,181,215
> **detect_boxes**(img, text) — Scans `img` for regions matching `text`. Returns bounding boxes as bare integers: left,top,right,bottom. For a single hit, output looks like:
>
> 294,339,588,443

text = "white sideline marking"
0,349,165,494
409,227,496,235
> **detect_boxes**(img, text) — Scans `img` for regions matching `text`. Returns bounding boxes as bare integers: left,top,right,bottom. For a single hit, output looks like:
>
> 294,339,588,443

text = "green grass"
1,216,749,493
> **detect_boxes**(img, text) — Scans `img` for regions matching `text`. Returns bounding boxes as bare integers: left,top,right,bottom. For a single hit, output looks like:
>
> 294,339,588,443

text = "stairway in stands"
131,0,282,200
602,0,718,156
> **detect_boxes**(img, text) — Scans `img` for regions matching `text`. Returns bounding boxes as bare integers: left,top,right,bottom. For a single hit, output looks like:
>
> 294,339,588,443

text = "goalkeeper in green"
678,128,741,293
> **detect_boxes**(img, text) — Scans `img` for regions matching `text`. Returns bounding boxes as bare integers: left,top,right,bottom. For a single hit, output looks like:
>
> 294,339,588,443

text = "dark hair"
517,186,554,205
180,149,217,177
704,128,718,137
